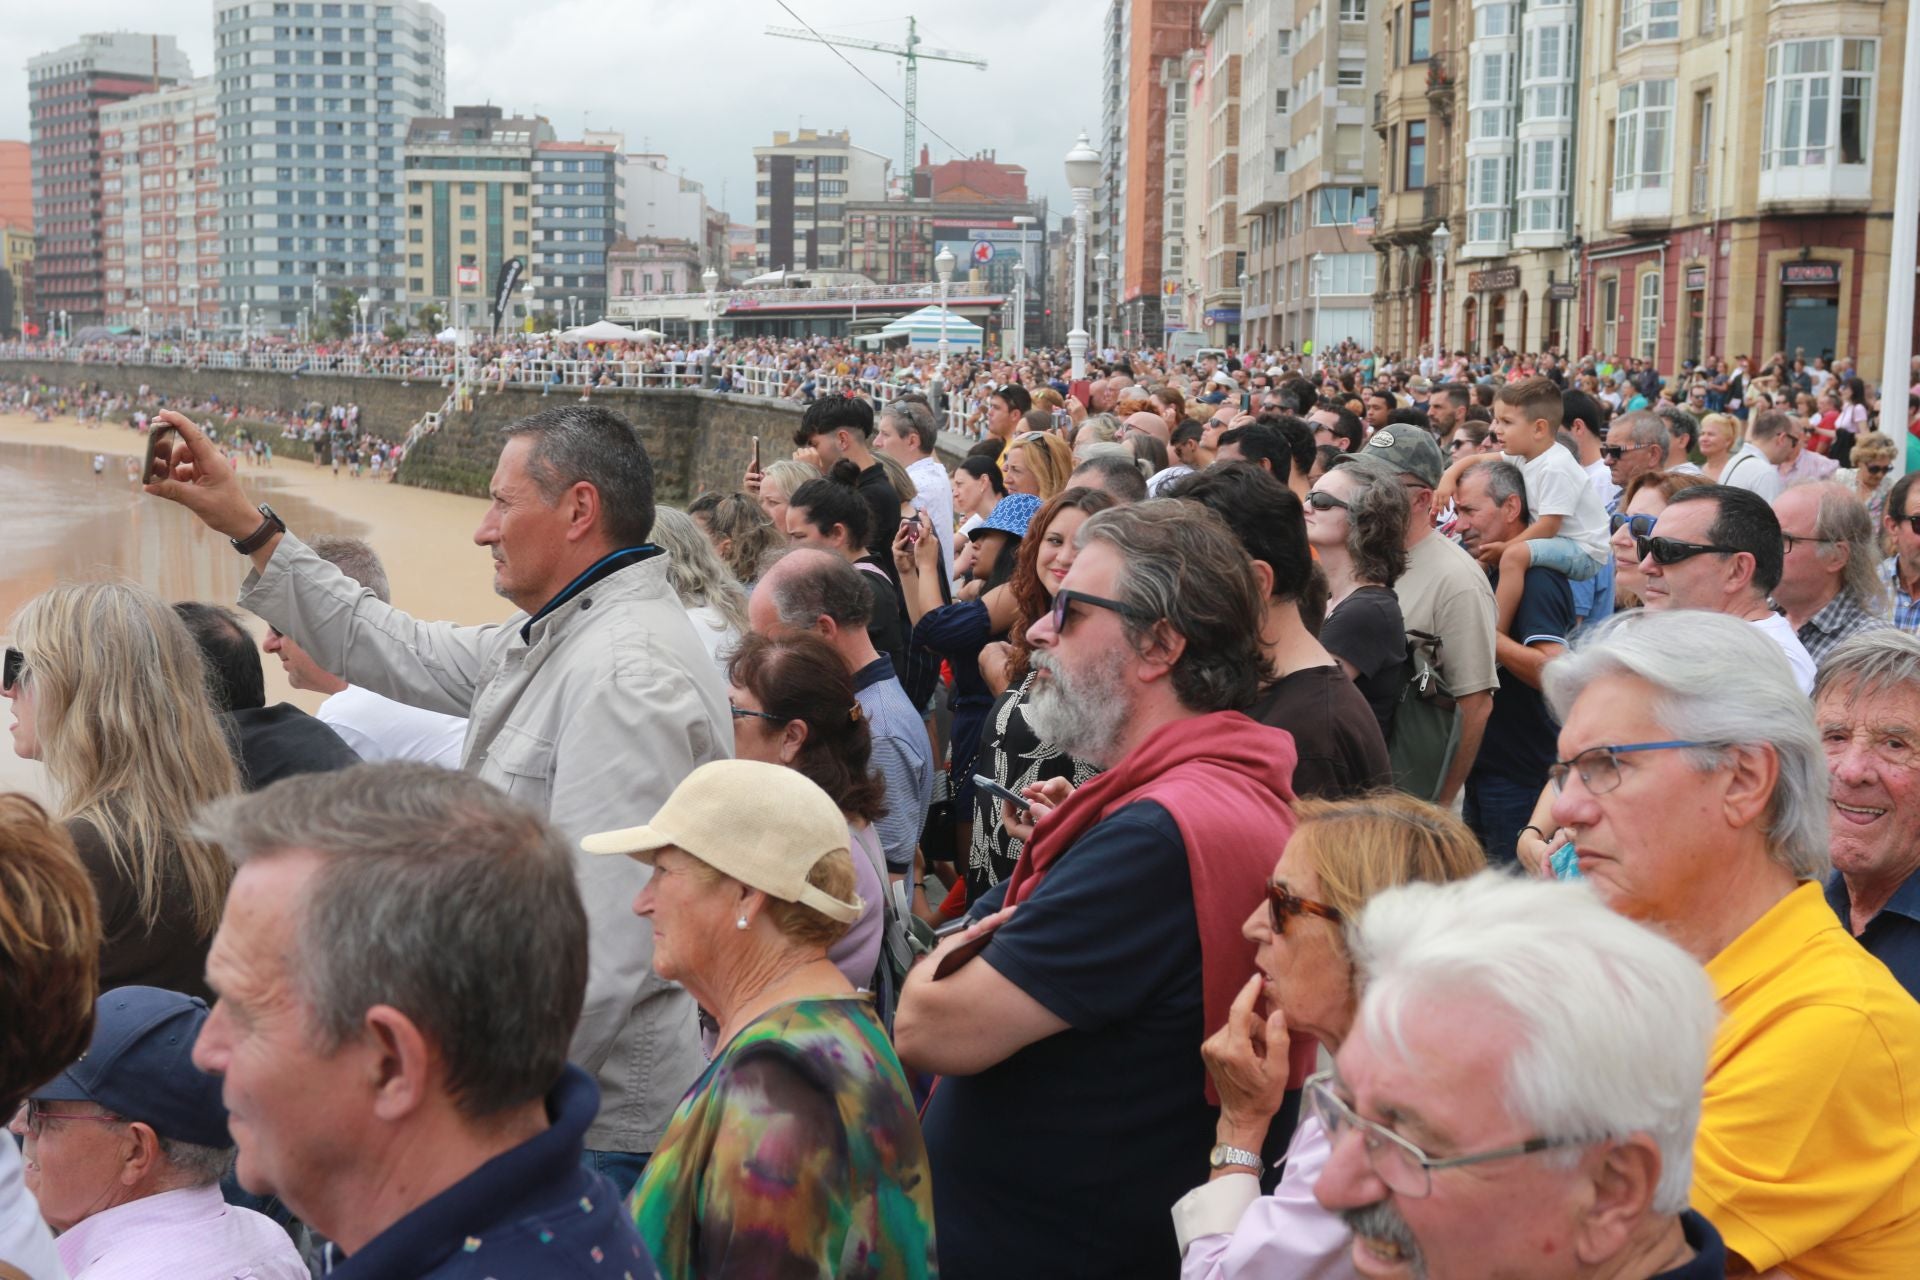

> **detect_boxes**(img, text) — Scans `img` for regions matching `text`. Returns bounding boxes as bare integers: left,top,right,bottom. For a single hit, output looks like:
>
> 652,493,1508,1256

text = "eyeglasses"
1305,489,1352,512
1608,512,1657,539
1548,740,1725,796
1049,588,1151,634
1598,443,1649,462
1780,532,1838,554
19,1099,124,1139
1633,535,1743,566
1304,1072,1578,1200
1267,880,1343,933
1446,438,1472,453
1,647,22,693
728,702,785,724
1865,465,1892,476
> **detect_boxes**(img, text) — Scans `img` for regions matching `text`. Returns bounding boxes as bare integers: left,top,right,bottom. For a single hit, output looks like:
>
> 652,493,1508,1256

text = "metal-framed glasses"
728,702,785,724
1305,489,1352,512
1,647,23,693
1049,588,1151,634
1548,740,1724,796
1303,1072,1578,1199
18,1099,124,1139
1633,535,1744,566
1267,881,1343,932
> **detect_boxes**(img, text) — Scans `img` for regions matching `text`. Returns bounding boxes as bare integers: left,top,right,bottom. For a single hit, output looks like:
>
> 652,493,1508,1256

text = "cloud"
3,0,1106,236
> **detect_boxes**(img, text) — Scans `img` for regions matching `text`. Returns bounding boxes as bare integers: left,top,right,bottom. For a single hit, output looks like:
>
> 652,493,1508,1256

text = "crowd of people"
4,330,1920,1280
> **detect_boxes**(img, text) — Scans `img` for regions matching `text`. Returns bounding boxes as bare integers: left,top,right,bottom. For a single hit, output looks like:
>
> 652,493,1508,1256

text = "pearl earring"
736,917,749,930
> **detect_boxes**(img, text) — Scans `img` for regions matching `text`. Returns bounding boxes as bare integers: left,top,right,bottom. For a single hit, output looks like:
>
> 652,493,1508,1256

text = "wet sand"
0,412,500,800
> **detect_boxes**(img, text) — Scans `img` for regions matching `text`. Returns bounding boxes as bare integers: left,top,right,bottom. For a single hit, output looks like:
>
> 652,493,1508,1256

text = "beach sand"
0,411,501,800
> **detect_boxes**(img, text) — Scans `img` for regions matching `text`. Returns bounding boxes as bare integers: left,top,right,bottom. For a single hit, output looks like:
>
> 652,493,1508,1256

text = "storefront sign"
1546,283,1577,301
1780,261,1840,286
1204,309,1241,324
1685,266,1707,290
1469,266,1520,292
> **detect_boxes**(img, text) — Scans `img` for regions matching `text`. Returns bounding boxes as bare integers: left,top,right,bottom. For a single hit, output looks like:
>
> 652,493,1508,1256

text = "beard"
1024,646,1132,767
1341,1200,1427,1278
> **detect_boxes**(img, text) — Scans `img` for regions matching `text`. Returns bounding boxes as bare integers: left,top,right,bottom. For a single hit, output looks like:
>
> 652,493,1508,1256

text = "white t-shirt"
1584,457,1621,510
907,454,956,588
1719,443,1783,501
1750,611,1818,694
1507,446,1610,565
684,603,743,675
316,684,468,769
0,1138,65,1279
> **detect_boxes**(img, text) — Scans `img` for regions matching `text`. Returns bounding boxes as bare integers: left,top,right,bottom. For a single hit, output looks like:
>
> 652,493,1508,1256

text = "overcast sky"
3,1,1107,227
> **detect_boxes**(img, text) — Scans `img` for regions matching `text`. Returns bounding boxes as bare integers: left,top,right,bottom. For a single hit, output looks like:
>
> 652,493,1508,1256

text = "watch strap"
1209,1143,1262,1171
232,505,286,555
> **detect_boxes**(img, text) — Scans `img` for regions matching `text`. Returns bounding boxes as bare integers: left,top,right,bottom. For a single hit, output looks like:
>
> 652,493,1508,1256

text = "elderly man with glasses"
1600,411,1670,502
1770,482,1891,662
1543,609,1920,1279
1313,873,1730,1280
1631,484,1817,692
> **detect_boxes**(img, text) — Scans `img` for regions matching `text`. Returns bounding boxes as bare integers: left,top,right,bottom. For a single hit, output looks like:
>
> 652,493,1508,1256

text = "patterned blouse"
966,671,1102,906
629,997,937,1280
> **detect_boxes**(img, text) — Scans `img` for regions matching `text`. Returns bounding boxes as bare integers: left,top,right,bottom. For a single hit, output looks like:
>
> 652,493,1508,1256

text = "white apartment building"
100,78,221,336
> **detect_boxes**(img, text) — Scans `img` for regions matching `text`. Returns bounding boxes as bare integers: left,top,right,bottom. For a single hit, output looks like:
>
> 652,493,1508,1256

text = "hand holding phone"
143,421,184,485
930,905,1015,981
751,437,761,474
972,774,1031,813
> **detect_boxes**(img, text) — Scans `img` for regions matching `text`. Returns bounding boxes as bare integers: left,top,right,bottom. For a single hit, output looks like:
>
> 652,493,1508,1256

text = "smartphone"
1052,407,1070,429
932,914,1007,981
934,916,974,939
751,437,761,474
972,774,1032,814
142,422,183,485
900,514,923,544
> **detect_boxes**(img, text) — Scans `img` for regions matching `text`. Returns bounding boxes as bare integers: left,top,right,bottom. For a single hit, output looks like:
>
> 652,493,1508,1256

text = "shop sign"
1685,266,1707,290
1780,261,1840,286
1469,266,1520,292
1204,309,1241,324
1546,283,1577,301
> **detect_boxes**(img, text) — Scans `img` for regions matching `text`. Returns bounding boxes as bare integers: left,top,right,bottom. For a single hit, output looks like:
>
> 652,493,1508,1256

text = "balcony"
1373,91,1386,131
1426,53,1457,119
1423,185,1444,223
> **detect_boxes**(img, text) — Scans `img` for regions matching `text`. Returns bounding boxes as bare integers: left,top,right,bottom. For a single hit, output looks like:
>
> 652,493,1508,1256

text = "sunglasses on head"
1634,535,1743,566
1,647,22,694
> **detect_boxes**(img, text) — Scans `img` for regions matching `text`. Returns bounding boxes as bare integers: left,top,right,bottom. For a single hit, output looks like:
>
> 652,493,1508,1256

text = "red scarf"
1002,710,1314,1102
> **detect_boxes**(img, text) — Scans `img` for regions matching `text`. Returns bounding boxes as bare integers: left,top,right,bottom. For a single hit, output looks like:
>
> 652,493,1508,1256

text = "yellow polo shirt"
1695,880,1920,1278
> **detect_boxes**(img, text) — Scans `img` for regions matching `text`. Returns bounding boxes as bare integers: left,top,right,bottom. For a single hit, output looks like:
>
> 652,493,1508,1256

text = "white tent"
561,320,643,342
874,306,983,350
631,327,667,341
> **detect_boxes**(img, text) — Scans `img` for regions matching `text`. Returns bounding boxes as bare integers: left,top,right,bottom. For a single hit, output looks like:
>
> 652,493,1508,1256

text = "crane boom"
765,17,987,179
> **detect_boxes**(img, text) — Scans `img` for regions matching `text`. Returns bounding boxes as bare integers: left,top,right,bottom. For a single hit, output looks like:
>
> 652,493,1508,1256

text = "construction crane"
764,17,987,178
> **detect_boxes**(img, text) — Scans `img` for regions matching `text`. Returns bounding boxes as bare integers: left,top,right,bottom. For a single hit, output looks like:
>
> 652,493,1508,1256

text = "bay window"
1619,0,1679,48
1613,80,1673,191
1763,39,1875,170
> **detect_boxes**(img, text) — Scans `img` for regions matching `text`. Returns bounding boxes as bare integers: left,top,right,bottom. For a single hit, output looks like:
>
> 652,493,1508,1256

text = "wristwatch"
1208,1143,1263,1173
232,504,286,555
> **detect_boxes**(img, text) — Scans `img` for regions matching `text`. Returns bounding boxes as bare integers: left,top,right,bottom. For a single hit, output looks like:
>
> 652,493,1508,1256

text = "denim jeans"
1464,772,1542,868
1525,534,1602,581
581,1147,651,1200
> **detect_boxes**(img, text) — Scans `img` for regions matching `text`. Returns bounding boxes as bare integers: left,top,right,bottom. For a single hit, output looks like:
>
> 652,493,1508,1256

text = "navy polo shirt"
323,1065,658,1279
1825,870,1920,1001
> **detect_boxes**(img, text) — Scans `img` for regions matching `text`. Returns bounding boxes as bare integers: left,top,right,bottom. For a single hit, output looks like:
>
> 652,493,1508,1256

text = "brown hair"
0,794,101,1113
1007,488,1119,684
762,851,859,950
1288,792,1486,924
689,491,784,586
1621,469,1712,509
1495,375,1565,431
1150,384,1186,420
1006,431,1076,500
727,632,887,824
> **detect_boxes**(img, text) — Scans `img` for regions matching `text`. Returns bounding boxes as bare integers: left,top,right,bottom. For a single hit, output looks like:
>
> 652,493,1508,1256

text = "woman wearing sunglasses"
1835,431,1898,537
1173,793,1485,1278
1302,464,1409,738
1608,471,1711,610
3,583,240,1002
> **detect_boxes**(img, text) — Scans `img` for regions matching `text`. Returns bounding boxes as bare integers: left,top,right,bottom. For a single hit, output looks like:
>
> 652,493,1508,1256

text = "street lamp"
935,246,956,381
1094,249,1110,357
568,294,578,330
141,306,151,357
1429,222,1451,365
1011,256,1026,361
701,265,719,361
358,296,372,349
1064,131,1101,378
1310,253,1326,368
239,302,249,346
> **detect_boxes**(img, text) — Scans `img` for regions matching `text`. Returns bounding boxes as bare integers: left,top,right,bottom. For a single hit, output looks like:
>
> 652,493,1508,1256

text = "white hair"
1352,872,1719,1213
1542,609,1829,879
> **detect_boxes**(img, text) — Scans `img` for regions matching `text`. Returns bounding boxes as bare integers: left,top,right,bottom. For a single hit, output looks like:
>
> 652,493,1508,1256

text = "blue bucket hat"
32,986,231,1149
970,492,1043,542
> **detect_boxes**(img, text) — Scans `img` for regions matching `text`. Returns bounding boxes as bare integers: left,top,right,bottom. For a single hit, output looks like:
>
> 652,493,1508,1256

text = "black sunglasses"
1306,489,1352,511
1,647,22,694
1049,588,1150,634
1634,535,1744,566
1865,465,1891,476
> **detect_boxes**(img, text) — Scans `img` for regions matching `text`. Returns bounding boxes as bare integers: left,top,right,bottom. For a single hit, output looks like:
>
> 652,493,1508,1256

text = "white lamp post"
1430,222,1451,364
141,306,151,357
1310,253,1326,368
1011,257,1026,360
701,265,719,354
358,296,371,349
568,294,578,330
239,302,249,346
1064,131,1101,379
935,246,956,380
1094,249,1110,358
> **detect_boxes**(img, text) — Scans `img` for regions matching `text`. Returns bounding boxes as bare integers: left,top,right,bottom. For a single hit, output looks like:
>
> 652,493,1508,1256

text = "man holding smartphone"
876,399,954,588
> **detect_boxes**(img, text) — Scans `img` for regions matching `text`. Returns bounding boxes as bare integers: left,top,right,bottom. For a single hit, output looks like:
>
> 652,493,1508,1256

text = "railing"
0,342,983,439
1690,163,1710,214
608,278,992,318
1425,52,1457,115
1372,91,1387,129
1422,185,1445,224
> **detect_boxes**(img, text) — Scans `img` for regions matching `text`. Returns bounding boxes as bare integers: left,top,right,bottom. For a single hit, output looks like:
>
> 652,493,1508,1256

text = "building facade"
0,225,33,339
1573,0,1911,382
623,153,727,275
531,139,622,326
752,129,890,273
99,78,220,337
1196,3,1246,348
28,32,193,329
1096,1,1131,351
402,105,546,332
1115,0,1207,345
0,141,32,229
213,0,446,333
608,236,703,300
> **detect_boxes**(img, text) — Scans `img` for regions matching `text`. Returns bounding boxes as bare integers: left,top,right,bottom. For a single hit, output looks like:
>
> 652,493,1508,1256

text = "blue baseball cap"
969,492,1043,542
32,987,231,1149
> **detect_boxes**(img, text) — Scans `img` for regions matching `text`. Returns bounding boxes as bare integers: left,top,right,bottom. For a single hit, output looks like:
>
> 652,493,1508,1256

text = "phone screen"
751,437,761,472
971,773,1031,813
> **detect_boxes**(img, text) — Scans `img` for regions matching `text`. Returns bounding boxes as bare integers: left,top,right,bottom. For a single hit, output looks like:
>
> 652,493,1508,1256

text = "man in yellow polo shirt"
1545,607,1920,1279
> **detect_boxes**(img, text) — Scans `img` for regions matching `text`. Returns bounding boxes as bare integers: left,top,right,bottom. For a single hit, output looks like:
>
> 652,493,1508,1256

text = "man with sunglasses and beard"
1633,484,1816,693
895,502,1303,1280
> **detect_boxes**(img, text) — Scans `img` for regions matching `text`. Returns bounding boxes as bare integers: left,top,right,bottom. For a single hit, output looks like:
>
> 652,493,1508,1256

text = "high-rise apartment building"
1194,1,1244,347
213,0,446,333
1112,0,1206,344
1575,0,1910,379
752,129,890,273
99,78,221,336
27,33,193,328
402,105,548,331
1095,1,1130,343
531,138,622,325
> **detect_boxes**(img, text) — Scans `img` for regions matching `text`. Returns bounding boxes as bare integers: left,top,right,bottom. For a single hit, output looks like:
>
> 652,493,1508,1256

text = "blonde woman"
3,583,240,999
1000,430,1075,500
756,458,820,530
652,508,751,672
1836,431,1898,532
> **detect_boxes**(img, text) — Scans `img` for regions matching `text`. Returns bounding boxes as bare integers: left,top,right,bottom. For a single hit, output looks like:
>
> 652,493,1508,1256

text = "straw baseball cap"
581,760,862,924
